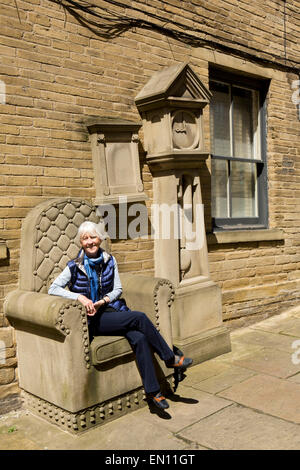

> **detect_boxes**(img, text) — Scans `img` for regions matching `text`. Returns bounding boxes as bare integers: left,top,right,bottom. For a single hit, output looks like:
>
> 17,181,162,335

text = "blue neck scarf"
83,251,103,303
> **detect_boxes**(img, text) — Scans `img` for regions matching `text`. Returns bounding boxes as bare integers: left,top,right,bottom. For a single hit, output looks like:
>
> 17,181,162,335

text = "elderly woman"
48,221,192,410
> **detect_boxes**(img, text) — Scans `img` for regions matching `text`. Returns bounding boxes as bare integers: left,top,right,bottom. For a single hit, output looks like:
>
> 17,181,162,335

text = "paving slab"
250,314,300,334
178,404,300,450
279,323,300,338
0,411,43,450
232,347,300,378
1,386,224,450
187,365,256,394
0,433,41,450
287,372,300,384
1,307,300,451
218,374,300,424
291,310,300,319
0,384,231,450
180,361,229,386
0,408,197,451
211,340,264,363
232,328,300,353
134,385,232,434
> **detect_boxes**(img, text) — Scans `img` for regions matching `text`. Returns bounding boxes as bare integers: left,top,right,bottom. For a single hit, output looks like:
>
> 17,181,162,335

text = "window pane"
232,87,253,159
210,82,231,157
252,90,261,160
211,158,228,218
231,161,257,217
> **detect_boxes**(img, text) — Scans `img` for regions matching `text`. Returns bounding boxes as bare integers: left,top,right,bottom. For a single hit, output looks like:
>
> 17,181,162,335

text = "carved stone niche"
135,62,212,172
87,119,147,205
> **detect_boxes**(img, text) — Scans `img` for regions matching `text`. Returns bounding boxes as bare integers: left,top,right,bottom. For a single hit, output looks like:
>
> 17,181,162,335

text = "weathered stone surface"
0,242,7,260
182,360,228,385
213,340,264,363
179,404,300,450
288,372,300,384
135,385,232,434
0,408,203,451
218,374,300,424
0,328,14,348
0,368,15,386
250,313,300,334
4,196,177,432
279,322,300,338
233,328,300,353
232,348,300,379
189,365,256,394
0,382,20,400
0,393,22,416
1,310,300,450
0,434,41,450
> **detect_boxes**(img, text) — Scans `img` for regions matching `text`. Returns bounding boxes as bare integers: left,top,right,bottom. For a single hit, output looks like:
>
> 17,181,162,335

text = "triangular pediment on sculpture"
135,62,212,112
135,62,211,169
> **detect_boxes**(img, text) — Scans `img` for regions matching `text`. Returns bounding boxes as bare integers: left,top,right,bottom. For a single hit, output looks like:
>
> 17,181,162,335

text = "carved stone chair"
4,198,175,433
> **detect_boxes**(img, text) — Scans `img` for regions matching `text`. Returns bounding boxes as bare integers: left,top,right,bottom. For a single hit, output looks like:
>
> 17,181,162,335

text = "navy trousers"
90,309,175,394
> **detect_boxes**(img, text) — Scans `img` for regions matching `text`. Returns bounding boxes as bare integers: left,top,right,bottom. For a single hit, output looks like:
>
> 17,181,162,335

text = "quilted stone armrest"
120,273,175,347
4,289,84,338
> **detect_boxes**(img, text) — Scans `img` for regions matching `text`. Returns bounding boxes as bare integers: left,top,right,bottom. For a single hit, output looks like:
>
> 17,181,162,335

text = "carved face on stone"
80,232,102,258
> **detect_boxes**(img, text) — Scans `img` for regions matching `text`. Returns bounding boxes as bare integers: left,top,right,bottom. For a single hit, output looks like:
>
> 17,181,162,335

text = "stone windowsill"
207,228,284,245
0,240,7,259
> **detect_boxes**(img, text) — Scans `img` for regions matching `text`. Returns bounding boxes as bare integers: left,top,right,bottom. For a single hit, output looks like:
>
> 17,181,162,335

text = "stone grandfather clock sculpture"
135,63,231,363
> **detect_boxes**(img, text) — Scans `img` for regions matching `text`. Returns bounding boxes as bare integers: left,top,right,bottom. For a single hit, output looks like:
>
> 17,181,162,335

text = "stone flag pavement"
1,306,300,451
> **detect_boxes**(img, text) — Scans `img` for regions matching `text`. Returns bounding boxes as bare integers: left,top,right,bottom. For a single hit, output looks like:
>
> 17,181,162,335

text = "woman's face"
80,232,101,258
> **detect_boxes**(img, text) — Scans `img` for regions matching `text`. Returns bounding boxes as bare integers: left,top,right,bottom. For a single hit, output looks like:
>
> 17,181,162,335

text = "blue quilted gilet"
67,250,128,311
100,256,115,298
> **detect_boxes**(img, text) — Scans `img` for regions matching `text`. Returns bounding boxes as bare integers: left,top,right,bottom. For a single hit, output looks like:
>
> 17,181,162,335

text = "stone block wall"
0,0,299,410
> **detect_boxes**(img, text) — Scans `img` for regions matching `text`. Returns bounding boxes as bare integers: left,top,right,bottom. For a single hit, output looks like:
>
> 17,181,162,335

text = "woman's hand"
94,296,110,310
77,294,97,316
93,299,105,310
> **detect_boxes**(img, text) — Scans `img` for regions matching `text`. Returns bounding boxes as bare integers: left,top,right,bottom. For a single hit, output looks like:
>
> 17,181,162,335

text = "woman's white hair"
78,221,107,240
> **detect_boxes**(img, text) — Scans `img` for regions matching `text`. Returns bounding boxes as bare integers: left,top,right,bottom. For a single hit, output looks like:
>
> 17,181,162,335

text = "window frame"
209,68,269,231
